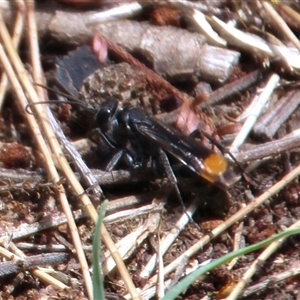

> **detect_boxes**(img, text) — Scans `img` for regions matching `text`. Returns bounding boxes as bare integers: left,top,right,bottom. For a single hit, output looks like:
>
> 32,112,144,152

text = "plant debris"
1,1,300,300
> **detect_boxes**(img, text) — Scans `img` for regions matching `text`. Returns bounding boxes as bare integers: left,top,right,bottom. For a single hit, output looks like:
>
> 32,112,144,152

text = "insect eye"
95,98,119,126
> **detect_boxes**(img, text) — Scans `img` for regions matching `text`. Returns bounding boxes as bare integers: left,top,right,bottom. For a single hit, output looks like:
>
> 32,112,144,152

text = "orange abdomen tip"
203,153,228,176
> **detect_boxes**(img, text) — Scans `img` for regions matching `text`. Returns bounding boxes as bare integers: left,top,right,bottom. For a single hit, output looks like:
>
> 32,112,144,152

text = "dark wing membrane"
135,116,213,174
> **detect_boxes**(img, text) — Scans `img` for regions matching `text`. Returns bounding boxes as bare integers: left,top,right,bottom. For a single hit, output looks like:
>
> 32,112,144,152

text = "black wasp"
87,97,239,190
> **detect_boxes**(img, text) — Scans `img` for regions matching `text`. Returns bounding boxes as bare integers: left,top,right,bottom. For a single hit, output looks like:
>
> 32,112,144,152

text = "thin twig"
227,221,245,270
0,191,163,252
242,261,300,297
262,1,300,52
24,1,93,297
140,199,199,279
253,90,300,139
47,107,103,197
226,218,300,300
234,128,300,163
0,245,68,289
11,2,139,298
139,161,300,295
102,209,162,275
0,166,157,187
0,249,68,277
0,5,24,109
199,70,261,108
230,73,280,153
0,12,70,290
87,2,142,25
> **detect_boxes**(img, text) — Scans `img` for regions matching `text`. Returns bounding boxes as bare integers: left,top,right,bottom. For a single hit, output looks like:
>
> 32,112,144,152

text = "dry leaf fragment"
150,6,180,27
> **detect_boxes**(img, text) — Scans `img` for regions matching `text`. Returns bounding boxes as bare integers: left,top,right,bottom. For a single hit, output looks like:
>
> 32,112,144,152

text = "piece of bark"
198,70,261,108
7,1,241,84
0,253,68,277
253,90,300,140
50,18,240,83
0,4,240,83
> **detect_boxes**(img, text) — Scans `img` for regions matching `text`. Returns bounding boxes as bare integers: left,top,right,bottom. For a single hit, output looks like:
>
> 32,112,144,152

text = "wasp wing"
134,115,212,174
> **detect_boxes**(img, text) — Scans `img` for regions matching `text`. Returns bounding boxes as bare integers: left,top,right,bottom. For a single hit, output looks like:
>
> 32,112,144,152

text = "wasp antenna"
33,82,81,103
25,99,93,116
25,101,53,115
26,83,93,113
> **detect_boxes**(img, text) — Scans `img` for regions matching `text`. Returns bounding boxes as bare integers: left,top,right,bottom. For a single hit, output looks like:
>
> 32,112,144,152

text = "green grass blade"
93,200,108,300
162,228,300,300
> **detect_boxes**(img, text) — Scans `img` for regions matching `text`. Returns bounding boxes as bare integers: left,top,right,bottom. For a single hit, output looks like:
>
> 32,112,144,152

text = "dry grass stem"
262,1,300,52
87,2,142,25
26,3,141,298
1,4,139,299
2,2,300,299
227,218,300,300
103,203,163,224
230,73,280,153
47,108,103,197
0,9,24,108
227,220,245,270
25,1,93,297
163,0,223,16
140,199,199,279
157,232,165,299
102,212,161,275
243,262,300,297
209,15,273,56
138,162,300,295
0,26,69,291
193,9,227,47
279,4,300,28
0,245,68,290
